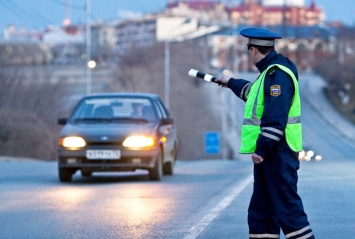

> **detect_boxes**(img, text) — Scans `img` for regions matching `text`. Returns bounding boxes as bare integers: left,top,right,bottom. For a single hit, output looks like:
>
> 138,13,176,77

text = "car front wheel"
58,167,73,182
149,151,163,181
163,146,176,175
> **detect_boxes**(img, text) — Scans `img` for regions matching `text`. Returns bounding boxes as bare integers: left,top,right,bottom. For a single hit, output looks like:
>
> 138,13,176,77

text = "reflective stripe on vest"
240,64,302,153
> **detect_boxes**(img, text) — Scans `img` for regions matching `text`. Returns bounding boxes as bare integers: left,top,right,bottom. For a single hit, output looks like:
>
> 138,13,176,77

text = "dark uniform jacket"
227,50,298,158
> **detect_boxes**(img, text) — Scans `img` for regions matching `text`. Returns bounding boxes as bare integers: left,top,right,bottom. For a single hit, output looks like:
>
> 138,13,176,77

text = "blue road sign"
205,132,220,154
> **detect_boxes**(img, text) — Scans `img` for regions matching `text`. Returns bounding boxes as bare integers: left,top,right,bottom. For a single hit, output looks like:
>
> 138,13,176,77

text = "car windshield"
70,97,157,123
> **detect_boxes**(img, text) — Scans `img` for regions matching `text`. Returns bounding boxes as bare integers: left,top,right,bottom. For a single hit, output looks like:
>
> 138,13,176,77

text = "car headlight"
60,136,86,148
123,135,155,148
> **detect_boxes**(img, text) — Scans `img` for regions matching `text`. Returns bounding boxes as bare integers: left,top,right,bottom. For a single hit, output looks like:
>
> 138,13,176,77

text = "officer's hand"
251,153,264,164
215,75,230,88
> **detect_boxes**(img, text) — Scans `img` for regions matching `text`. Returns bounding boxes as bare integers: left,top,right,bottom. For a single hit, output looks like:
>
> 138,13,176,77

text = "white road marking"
183,174,253,239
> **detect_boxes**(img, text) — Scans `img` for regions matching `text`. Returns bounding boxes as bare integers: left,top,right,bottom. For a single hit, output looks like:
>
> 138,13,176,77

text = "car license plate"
86,150,121,159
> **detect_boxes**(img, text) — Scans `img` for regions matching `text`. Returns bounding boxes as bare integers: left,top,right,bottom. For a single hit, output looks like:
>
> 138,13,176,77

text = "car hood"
60,122,157,142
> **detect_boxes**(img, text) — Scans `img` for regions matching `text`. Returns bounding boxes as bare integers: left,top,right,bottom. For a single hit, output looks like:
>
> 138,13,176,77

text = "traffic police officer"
216,28,315,239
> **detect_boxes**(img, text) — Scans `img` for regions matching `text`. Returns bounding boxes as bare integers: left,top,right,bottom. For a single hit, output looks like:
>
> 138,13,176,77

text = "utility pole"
164,40,170,109
86,0,92,95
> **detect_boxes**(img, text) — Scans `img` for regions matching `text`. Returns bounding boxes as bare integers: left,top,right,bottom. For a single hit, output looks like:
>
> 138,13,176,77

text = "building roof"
228,2,321,13
167,0,223,10
217,24,338,39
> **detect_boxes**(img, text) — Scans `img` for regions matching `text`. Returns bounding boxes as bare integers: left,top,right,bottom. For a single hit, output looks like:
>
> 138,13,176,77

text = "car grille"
86,141,123,146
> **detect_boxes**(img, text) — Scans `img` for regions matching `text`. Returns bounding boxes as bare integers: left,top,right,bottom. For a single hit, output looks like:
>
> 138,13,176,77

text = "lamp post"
86,0,92,95
162,18,192,110
164,40,170,109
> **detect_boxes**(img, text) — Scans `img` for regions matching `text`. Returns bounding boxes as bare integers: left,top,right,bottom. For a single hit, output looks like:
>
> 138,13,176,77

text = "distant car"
57,93,178,182
298,146,322,162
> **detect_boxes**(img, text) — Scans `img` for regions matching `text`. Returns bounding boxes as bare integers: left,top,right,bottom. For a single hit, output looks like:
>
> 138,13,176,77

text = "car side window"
141,105,156,121
155,99,170,119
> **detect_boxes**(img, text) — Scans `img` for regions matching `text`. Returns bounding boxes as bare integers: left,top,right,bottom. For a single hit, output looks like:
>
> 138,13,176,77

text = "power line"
0,1,26,25
8,0,54,24
50,0,97,22
50,0,85,10
0,0,53,27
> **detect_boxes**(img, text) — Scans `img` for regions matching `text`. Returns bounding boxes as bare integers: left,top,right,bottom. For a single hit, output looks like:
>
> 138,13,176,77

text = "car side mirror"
161,117,174,125
57,118,68,125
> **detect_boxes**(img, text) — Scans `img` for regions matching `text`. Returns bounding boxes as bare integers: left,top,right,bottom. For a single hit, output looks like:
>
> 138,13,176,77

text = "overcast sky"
0,0,354,32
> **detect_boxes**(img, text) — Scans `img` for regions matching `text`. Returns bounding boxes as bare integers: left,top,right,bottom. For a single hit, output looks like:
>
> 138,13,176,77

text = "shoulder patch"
270,85,281,96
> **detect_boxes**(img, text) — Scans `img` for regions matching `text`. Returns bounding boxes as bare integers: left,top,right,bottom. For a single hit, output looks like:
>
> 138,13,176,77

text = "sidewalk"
0,156,40,162
301,73,355,142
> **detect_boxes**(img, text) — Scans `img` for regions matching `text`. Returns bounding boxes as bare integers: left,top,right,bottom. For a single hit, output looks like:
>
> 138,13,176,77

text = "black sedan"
57,93,178,182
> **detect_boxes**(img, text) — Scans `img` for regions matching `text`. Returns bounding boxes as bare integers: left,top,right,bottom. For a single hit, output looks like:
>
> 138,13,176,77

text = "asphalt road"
1,73,355,239
0,159,254,239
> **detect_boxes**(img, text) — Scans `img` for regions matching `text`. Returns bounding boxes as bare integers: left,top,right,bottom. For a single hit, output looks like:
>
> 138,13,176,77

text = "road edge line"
183,174,253,239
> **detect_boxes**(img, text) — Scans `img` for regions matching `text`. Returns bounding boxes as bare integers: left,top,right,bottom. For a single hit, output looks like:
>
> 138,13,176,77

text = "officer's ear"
250,47,258,57
253,47,260,55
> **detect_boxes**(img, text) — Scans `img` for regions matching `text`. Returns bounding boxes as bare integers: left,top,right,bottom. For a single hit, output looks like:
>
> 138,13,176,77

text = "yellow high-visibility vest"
240,64,302,153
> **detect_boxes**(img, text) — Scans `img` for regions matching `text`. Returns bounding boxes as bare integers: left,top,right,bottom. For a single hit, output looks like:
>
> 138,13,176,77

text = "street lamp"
161,18,193,109
88,60,96,69
164,40,170,109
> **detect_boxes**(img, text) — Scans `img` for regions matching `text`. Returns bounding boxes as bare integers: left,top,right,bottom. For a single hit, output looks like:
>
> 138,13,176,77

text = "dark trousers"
248,145,315,239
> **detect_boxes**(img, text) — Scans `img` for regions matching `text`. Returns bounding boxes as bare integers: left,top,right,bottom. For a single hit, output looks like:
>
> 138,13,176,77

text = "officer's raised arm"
216,75,252,102
215,75,231,86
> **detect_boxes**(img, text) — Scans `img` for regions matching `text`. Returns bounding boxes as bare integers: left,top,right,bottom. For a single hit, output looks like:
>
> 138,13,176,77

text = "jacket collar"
255,50,277,72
